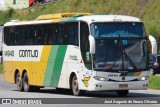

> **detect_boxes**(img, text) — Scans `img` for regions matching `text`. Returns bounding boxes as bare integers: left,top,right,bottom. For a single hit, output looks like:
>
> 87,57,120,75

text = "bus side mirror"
89,35,95,54
149,35,157,54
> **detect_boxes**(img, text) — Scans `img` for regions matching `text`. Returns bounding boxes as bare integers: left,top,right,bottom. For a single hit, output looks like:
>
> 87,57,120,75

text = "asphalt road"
0,74,160,107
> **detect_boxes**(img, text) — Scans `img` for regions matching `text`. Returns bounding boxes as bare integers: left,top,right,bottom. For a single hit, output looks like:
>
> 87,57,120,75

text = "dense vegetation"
149,76,160,90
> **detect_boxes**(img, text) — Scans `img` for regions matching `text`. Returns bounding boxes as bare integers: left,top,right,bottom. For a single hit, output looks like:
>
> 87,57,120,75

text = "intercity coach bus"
3,13,149,96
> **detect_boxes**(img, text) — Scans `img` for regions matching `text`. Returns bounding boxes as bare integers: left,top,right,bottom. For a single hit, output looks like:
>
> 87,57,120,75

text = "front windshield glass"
94,39,148,71
91,22,145,38
90,22,148,71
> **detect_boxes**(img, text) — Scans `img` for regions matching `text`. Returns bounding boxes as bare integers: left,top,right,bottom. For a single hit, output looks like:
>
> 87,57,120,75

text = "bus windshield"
91,22,145,37
93,39,148,71
91,22,148,71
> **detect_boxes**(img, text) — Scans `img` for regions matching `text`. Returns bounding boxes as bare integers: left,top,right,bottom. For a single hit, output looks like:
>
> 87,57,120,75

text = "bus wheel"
23,72,32,92
117,90,129,97
71,75,84,96
16,72,23,91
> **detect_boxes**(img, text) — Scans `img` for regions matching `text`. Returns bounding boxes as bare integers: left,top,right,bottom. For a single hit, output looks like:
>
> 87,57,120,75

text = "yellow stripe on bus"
134,72,141,76
40,46,51,62
33,46,51,86
51,19,61,22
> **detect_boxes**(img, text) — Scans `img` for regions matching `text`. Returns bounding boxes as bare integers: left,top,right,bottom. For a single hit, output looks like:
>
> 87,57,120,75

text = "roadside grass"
0,64,3,74
148,75,160,90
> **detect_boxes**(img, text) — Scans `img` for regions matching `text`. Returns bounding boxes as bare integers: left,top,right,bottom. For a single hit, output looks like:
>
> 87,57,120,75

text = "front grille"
108,79,139,82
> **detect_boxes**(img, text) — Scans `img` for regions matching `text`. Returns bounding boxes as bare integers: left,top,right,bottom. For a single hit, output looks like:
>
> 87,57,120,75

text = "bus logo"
84,77,90,87
122,76,125,81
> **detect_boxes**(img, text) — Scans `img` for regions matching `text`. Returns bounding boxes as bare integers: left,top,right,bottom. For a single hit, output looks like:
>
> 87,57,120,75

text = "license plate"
119,84,128,88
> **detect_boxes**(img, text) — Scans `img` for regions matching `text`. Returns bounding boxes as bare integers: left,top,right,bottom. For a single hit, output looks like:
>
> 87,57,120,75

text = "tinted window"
4,22,79,46
91,22,145,38
80,22,91,69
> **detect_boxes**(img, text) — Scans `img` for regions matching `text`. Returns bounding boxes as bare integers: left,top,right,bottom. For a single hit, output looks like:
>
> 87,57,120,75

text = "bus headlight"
94,76,109,81
138,76,149,81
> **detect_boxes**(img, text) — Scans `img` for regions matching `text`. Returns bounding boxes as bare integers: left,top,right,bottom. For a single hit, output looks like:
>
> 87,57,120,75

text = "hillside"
0,0,160,51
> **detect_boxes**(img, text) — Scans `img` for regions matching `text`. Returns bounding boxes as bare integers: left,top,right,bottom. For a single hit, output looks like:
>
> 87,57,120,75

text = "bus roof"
36,13,92,20
4,13,142,26
77,15,141,23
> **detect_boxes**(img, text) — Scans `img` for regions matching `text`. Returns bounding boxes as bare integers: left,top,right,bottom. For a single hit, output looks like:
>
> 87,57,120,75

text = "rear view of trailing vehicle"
149,54,160,75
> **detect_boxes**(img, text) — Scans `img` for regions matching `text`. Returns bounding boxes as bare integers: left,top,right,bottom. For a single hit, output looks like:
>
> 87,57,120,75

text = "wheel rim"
23,75,28,89
16,74,22,89
72,76,79,94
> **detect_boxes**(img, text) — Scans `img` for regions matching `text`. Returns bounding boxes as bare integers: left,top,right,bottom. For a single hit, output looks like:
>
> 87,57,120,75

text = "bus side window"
58,23,74,45
63,23,68,44
54,24,59,45
44,25,49,45
27,26,34,45
4,27,10,45
19,27,25,45
80,22,91,70
47,24,54,45
36,25,45,45
68,22,78,46
15,26,24,45
58,23,68,45
9,27,16,45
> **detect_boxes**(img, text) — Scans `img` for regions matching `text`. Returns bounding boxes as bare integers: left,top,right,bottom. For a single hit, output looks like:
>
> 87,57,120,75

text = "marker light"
94,76,109,81
138,76,149,81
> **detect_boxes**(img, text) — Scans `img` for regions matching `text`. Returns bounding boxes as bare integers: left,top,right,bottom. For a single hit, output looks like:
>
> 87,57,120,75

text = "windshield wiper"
111,47,137,70
119,34,137,70
123,49,137,70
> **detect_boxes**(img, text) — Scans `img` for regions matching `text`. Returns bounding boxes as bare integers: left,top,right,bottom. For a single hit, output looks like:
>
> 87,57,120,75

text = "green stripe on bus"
43,46,59,86
127,72,135,76
120,72,136,76
67,17,79,21
60,17,78,22
50,45,67,87
120,72,128,76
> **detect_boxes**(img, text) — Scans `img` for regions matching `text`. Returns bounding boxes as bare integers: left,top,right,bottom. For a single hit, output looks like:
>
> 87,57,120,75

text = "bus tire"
22,72,33,92
16,72,23,91
71,75,84,96
117,90,129,97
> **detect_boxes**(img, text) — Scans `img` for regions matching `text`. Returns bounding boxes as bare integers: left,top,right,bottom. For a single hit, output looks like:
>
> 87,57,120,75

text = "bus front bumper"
91,80,148,91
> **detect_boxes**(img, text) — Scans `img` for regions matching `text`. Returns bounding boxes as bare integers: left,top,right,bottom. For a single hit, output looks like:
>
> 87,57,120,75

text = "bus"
3,13,149,96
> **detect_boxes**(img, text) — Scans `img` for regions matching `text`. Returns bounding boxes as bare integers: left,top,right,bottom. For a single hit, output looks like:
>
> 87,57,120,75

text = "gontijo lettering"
19,50,38,58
